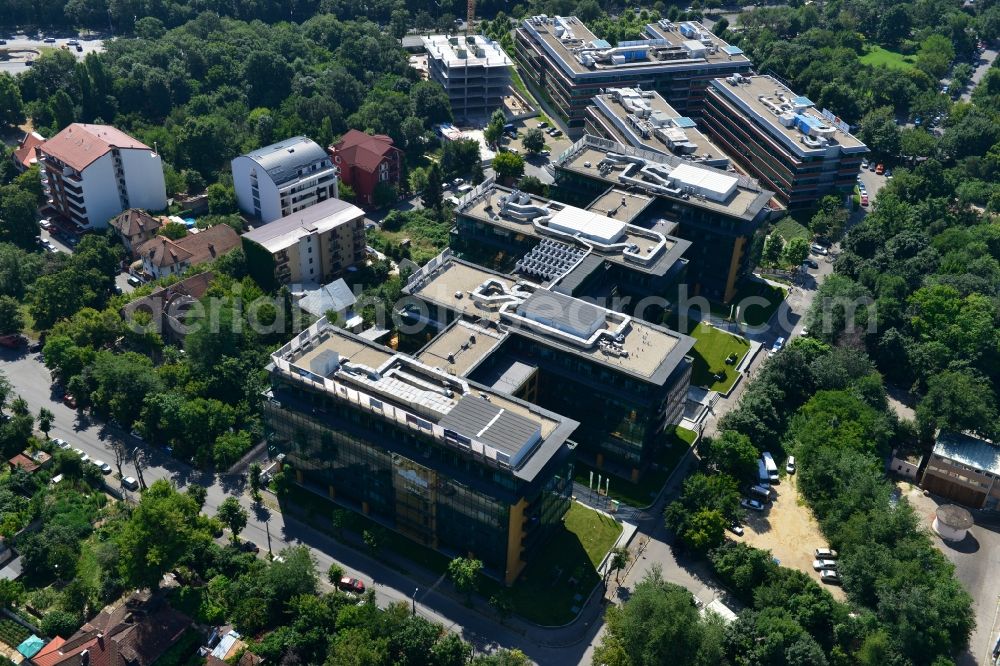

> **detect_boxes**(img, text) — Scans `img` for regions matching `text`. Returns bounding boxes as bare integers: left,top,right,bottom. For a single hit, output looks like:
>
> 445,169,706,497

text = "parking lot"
733,473,846,601
498,118,574,184
0,32,105,75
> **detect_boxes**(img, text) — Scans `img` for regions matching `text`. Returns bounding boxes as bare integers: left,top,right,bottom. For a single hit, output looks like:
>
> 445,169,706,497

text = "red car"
63,394,77,408
338,576,365,594
861,194,869,207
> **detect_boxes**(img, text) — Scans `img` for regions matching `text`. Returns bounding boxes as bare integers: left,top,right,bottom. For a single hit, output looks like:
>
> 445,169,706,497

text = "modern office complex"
37,124,167,229
586,87,731,169
514,17,751,134
422,34,512,121
242,197,366,288
451,178,690,306
264,320,578,584
232,136,339,223
401,252,694,476
702,74,868,209
552,135,774,301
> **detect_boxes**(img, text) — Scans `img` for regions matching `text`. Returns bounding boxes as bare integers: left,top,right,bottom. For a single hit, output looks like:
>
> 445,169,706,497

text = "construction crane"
466,0,474,39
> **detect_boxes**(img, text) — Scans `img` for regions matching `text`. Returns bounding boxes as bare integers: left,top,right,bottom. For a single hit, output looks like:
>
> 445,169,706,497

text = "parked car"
75,44,82,52
820,570,841,585
63,394,77,408
741,498,765,512
67,39,79,45
240,540,260,554
0,334,26,349
39,219,52,230
861,194,869,207
127,275,142,288
93,460,112,474
802,258,819,269
875,163,885,175
813,559,837,571
130,429,144,442
122,476,140,491
338,576,366,594
73,448,90,463
861,158,869,169
727,522,744,536
786,455,796,474
452,178,464,187
814,547,838,559
537,121,548,128
43,37,56,43
768,337,785,357
750,484,772,501
53,438,70,450
885,169,893,179
810,243,829,255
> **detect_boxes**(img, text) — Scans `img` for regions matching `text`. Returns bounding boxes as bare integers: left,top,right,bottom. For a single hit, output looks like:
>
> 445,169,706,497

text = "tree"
489,591,514,622
0,295,24,335
186,484,207,511
248,462,263,501
207,183,237,215
0,74,25,127
522,127,545,154
0,579,23,609
410,81,452,125
594,564,724,666
217,496,249,544
440,139,481,179
116,480,212,590
447,557,483,602
493,152,525,183
38,407,54,439
42,609,80,638
327,563,344,584
0,185,40,248
857,107,901,159
699,431,759,483
516,175,548,197
423,164,443,209
363,528,381,555
608,546,630,586
916,371,999,440
783,237,810,267
761,233,784,266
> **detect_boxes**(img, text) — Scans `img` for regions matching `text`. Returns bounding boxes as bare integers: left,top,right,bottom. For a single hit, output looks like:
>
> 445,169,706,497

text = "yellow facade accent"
328,485,336,499
504,498,529,586
723,235,747,303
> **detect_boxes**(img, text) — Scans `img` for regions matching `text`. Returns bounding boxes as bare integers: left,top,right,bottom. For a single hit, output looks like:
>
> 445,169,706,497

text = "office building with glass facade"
514,16,751,135
402,254,695,479
263,320,578,585
702,75,868,210
551,135,775,302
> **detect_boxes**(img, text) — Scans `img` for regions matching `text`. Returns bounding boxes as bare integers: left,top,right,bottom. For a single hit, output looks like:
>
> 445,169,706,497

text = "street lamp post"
412,587,418,616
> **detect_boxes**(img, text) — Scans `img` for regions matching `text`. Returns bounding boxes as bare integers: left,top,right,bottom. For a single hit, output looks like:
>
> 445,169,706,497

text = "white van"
761,452,779,483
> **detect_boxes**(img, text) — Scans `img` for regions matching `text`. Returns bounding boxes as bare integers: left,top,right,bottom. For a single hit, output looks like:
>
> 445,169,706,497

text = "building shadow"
942,532,980,554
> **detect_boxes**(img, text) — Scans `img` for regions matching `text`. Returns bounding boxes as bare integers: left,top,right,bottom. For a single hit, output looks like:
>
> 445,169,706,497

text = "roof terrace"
521,15,749,78
709,75,867,155
589,87,731,168
555,135,773,221
271,319,570,479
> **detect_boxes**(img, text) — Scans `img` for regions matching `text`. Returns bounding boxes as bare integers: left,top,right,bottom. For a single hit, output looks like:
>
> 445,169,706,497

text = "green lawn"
860,46,917,71
572,425,697,507
773,217,811,243
688,322,752,392
502,502,621,625
724,280,787,327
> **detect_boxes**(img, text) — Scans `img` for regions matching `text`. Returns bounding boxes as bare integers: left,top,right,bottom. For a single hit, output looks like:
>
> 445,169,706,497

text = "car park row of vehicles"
812,547,841,585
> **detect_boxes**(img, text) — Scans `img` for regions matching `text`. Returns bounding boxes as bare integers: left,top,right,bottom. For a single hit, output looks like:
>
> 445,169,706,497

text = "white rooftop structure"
667,163,738,202
421,34,513,69
547,206,627,244
241,197,365,253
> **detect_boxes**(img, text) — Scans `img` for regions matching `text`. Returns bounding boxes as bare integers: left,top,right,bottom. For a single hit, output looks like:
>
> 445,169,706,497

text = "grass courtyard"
572,425,698,507
689,322,752,392
860,46,917,71
773,217,811,243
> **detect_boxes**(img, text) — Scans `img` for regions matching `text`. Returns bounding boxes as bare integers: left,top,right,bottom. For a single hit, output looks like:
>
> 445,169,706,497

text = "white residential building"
37,124,167,229
231,136,339,223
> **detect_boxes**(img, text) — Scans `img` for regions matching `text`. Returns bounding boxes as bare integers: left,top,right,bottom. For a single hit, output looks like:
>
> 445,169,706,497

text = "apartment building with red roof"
36,124,167,229
328,130,403,207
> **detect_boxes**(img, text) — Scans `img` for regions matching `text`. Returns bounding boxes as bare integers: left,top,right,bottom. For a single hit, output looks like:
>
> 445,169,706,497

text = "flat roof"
934,431,1000,475
585,189,654,223
422,34,512,69
520,16,749,79
417,319,506,377
241,198,364,253
708,75,867,154
272,321,575,480
588,88,731,165
404,254,695,384
456,181,690,276
554,135,773,221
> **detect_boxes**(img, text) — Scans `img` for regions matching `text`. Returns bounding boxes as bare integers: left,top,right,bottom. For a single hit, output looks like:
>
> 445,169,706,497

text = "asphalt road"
962,47,999,102
0,33,105,75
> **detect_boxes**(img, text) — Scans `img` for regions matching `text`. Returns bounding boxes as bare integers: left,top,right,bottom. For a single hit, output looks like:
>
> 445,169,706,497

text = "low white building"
37,124,167,229
231,136,339,223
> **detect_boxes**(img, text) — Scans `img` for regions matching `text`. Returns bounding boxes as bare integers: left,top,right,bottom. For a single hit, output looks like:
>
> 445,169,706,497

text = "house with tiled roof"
328,130,402,207
36,124,167,229
121,272,215,345
30,591,192,666
137,225,240,280
12,131,45,172
109,209,164,258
